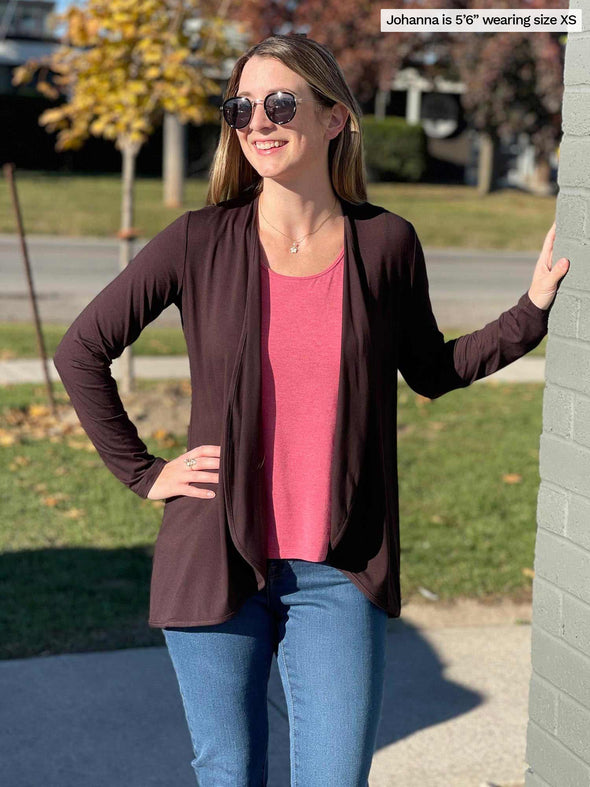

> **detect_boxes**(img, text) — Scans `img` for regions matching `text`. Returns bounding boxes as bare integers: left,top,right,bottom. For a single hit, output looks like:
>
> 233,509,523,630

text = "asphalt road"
0,234,540,328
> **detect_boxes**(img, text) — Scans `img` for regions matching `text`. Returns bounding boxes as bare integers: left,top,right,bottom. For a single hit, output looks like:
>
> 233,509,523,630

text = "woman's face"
234,55,345,186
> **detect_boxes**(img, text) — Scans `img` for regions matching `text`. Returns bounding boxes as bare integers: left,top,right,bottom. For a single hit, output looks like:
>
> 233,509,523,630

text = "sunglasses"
220,90,314,129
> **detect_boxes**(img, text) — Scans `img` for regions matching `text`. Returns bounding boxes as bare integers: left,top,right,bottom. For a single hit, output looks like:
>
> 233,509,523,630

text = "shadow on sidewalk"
0,547,482,786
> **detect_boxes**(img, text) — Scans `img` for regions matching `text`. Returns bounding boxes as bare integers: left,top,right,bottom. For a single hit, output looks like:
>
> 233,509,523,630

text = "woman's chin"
252,165,292,183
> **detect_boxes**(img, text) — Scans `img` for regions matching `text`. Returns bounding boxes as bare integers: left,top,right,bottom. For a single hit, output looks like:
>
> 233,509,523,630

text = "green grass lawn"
0,320,548,359
0,378,544,659
0,321,189,359
1,172,558,250
397,381,543,601
0,172,210,238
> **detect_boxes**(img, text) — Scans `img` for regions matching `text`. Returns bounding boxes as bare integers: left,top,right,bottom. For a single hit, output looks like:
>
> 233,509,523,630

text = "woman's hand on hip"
147,445,220,500
527,221,570,310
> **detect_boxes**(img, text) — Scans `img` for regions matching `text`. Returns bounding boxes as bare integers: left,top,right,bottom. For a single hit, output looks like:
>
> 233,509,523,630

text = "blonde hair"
205,34,367,206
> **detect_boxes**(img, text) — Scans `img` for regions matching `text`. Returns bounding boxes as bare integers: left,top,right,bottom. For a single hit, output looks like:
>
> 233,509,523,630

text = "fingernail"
207,491,215,497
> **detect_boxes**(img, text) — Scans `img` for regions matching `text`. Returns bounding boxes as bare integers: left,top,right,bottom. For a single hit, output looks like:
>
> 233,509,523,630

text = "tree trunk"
163,113,187,208
374,89,389,121
477,131,495,195
118,141,140,394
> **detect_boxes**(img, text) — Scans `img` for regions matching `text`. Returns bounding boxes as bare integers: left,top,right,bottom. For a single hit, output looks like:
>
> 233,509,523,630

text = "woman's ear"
324,103,349,141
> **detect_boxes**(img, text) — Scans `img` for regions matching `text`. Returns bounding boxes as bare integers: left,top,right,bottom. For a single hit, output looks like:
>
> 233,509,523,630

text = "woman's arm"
397,222,569,400
53,211,190,498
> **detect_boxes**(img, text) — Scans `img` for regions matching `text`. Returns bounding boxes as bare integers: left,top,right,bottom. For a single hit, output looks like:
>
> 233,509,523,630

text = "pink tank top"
259,246,344,561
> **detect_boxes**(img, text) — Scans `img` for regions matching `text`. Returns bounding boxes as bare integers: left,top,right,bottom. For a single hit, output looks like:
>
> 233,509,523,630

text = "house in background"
376,65,558,192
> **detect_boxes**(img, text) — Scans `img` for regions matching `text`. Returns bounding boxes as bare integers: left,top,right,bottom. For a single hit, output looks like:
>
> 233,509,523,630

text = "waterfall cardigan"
53,190,552,627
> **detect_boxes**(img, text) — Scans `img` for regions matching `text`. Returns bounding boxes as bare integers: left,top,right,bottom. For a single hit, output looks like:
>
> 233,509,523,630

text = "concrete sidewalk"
0,615,532,787
0,354,546,385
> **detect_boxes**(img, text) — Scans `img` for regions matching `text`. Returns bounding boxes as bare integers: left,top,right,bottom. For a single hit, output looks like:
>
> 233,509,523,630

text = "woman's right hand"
147,445,221,501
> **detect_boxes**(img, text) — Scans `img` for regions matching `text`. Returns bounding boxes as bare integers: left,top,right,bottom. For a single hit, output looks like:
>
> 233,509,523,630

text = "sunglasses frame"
219,90,311,129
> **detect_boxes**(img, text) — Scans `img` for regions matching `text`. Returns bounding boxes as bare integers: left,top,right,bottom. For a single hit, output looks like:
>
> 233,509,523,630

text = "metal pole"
3,162,59,418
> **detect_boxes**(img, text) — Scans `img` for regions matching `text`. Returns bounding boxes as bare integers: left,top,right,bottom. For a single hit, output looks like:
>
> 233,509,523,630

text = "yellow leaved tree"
13,0,240,392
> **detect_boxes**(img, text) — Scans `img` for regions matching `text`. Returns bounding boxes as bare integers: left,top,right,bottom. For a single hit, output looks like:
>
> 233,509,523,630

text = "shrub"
361,115,428,182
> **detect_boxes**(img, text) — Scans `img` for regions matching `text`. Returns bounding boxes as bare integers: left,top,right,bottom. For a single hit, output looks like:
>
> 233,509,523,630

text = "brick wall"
525,2,590,785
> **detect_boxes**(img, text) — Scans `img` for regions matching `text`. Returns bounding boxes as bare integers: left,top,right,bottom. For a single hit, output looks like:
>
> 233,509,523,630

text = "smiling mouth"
254,140,288,150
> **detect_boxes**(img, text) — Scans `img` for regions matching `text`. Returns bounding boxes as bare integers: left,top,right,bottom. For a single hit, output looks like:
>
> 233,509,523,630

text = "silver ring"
184,457,198,469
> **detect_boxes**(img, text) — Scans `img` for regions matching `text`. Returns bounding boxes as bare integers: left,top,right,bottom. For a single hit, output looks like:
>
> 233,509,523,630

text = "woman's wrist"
527,288,552,311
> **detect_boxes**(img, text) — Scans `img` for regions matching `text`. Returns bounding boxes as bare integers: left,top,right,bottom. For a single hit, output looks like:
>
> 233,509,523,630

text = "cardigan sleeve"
53,211,190,498
397,224,551,400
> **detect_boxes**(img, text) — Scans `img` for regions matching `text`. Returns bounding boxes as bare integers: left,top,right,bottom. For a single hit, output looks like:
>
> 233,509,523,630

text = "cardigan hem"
150,607,244,628
149,568,392,629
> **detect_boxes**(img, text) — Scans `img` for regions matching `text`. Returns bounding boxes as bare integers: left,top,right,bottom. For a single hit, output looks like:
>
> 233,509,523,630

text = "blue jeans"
162,557,388,786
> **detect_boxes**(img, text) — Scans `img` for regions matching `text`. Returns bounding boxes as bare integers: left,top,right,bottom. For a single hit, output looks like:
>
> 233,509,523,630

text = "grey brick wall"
525,2,590,785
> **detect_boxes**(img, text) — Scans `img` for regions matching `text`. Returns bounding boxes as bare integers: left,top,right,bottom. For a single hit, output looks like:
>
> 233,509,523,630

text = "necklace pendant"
289,243,299,253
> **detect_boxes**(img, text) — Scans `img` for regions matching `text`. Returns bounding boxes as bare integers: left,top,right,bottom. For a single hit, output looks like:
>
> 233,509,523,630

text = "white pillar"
406,85,422,125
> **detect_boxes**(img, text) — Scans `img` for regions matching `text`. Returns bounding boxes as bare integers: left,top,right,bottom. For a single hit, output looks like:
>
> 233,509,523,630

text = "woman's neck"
257,179,343,237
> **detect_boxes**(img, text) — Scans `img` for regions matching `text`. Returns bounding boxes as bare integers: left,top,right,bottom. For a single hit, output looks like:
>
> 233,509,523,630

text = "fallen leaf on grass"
503,473,522,484
1,404,74,442
0,429,17,446
66,439,95,453
41,493,70,507
522,567,535,578
2,412,21,427
151,429,180,448
8,455,31,470
62,508,86,519
151,428,170,441
28,404,51,419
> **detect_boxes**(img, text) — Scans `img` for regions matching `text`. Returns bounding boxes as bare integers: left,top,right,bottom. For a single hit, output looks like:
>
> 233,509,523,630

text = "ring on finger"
184,457,198,469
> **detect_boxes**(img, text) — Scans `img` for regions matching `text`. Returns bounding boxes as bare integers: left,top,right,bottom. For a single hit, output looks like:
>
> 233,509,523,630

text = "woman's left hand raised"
527,221,570,310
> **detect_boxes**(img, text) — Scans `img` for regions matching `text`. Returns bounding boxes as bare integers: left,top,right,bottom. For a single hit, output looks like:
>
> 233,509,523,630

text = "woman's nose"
249,101,273,130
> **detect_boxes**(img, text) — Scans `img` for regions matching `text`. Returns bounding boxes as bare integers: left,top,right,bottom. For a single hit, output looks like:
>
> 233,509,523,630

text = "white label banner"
380,9,582,32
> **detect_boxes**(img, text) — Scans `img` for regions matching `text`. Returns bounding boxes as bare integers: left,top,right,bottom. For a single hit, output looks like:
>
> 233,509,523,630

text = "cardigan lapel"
329,198,372,548
222,193,372,580
221,193,266,583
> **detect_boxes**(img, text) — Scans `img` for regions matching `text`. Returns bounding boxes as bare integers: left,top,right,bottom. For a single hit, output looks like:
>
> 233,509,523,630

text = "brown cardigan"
53,190,551,627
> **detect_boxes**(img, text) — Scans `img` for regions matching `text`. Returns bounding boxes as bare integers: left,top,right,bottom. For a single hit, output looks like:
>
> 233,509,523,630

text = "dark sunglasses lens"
223,98,251,129
265,93,297,124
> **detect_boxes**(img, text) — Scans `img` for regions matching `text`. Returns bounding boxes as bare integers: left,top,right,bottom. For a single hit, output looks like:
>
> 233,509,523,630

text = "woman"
54,33,569,787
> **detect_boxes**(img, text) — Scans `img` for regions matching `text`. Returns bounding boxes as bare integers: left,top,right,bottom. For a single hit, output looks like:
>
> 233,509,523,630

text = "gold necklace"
258,196,338,254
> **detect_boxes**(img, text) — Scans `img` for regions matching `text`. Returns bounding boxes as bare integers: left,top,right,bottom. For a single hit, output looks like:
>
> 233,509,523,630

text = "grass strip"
0,321,547,359
1,173,557,250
